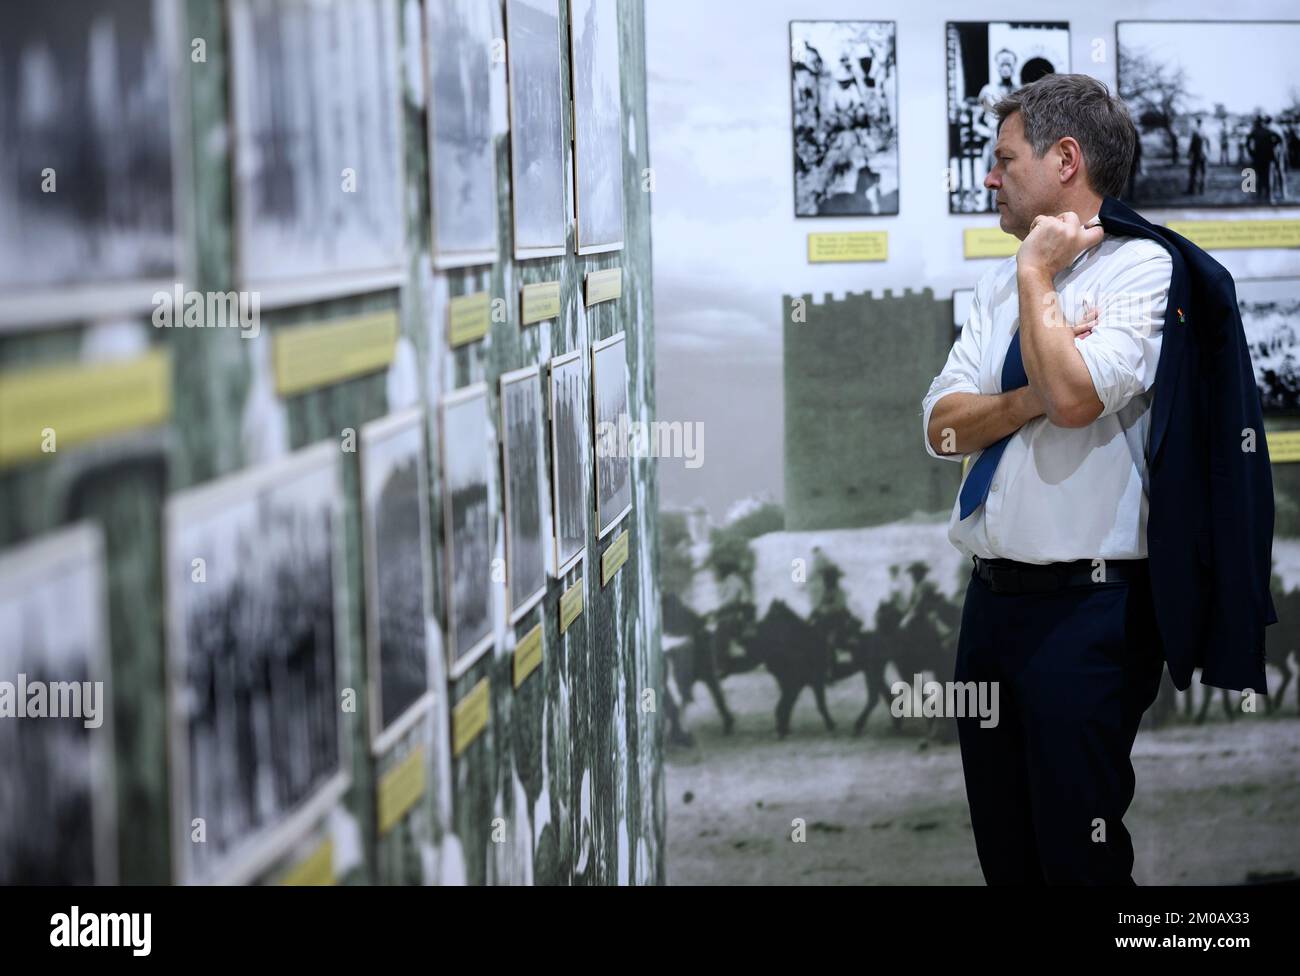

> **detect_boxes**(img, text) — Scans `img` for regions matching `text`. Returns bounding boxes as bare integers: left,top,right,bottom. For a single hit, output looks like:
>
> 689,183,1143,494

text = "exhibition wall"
0,0,663,885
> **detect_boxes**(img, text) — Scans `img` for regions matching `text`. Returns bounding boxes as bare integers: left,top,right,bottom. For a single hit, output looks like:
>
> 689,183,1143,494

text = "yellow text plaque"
512,622,543,689
452,677,490,757
560,578,584,634
278,839,335,886
377,745,427,835
521,281,562,325
601,530,629,586
448,291,491,347
807,231,888,263
963,227,1020,259
1267,429,1300,463
0,349,171,468
584,268,623,306
1166,219,1300,251
273,310,399,396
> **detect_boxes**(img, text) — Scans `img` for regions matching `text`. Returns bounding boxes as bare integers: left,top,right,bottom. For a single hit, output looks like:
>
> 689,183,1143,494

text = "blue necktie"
958,327,1028,520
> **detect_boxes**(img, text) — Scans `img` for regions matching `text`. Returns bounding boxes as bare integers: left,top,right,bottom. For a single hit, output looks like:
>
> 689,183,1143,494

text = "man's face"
984,112,1059,240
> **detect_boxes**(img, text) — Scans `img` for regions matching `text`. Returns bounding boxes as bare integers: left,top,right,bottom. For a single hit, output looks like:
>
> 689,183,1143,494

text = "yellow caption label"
1166,219,1300,251
0,349,171,468
601,530,629,586
807,231,888,263
273,310,399,396
1267,429,1300,463
452,677,490,757
278,839,335,886
448,291,491,347
377,745,427,835
584,268,623,306
560,578,584,634
963,227,1020,259
512,622,543,689
521,281,562,325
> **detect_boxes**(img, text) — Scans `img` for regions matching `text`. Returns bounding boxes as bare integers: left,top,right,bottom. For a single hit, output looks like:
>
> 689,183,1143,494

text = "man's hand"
1016,211,1105,279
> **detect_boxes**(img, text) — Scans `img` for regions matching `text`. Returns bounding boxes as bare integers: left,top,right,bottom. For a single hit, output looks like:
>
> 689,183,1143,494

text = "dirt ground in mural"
664,670,1300,885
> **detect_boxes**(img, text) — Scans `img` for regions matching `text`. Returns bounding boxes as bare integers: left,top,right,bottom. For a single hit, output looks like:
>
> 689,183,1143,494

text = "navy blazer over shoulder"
1097,195,1277,694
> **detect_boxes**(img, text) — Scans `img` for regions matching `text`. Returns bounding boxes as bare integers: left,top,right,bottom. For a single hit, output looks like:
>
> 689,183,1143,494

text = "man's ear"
1058,137,1084,184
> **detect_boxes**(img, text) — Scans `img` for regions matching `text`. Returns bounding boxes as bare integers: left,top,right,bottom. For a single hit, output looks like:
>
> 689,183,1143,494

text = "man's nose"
984,170,999,190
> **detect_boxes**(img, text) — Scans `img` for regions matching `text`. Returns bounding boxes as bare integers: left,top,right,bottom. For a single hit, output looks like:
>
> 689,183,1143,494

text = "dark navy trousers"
952,561,1165,885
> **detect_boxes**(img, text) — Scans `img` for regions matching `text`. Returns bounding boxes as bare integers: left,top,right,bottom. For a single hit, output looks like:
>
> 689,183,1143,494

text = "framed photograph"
946,21,1070,214
0,524,116,884
426,0,498,269
501,366,548,621
0,0,187,331
1118,21,1300,208
505,0,568,259
591,332,632,539
952,287,975,333
164,443,349,885
549,350,588,575
569,0,625,253
790,20,899,217
228,0,405,306
1238,278,1300,415
360,409,435,756
440,384,495,677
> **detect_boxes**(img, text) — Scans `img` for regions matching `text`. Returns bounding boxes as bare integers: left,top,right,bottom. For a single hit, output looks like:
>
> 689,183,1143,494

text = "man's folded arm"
926,386,1045,458
921,279,1043,458
1073,248,1171,422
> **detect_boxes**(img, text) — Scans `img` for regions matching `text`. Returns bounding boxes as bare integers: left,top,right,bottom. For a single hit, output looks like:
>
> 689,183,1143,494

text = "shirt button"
990,482,999,492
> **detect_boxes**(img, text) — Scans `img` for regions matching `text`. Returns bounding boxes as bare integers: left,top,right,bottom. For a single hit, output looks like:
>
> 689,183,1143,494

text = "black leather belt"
972,555,1148,593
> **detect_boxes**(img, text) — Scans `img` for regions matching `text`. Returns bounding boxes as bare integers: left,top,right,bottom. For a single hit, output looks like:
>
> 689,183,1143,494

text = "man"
973,49,1018,211
1186,117,1207,196
920,74,1182,885
1246,114,1281,204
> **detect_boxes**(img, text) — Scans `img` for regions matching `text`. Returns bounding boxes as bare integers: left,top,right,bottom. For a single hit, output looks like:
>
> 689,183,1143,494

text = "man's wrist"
1010,384,1044,426
1016,259,1053,283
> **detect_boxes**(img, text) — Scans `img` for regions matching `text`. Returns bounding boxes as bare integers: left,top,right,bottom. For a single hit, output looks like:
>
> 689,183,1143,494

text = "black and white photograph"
0,525,115,885
1118,21,1300,208
569,0,625,252
440,384,495,676
501,366,548,621
549,350,588,575
0,0,182,329
228,0,404,304
1238,278,1300,415
165,443,348,885
426,0,499,269
506,0,568,259
360,409,435,755
790,20,898,217
946,21,1070,214
592,331,632,539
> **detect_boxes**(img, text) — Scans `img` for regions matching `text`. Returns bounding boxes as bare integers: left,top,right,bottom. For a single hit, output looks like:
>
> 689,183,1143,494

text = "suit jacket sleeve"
1200,267,1277,691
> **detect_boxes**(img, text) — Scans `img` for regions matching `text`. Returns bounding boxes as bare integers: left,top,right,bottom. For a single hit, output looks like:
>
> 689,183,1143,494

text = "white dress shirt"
921,221,1173,564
